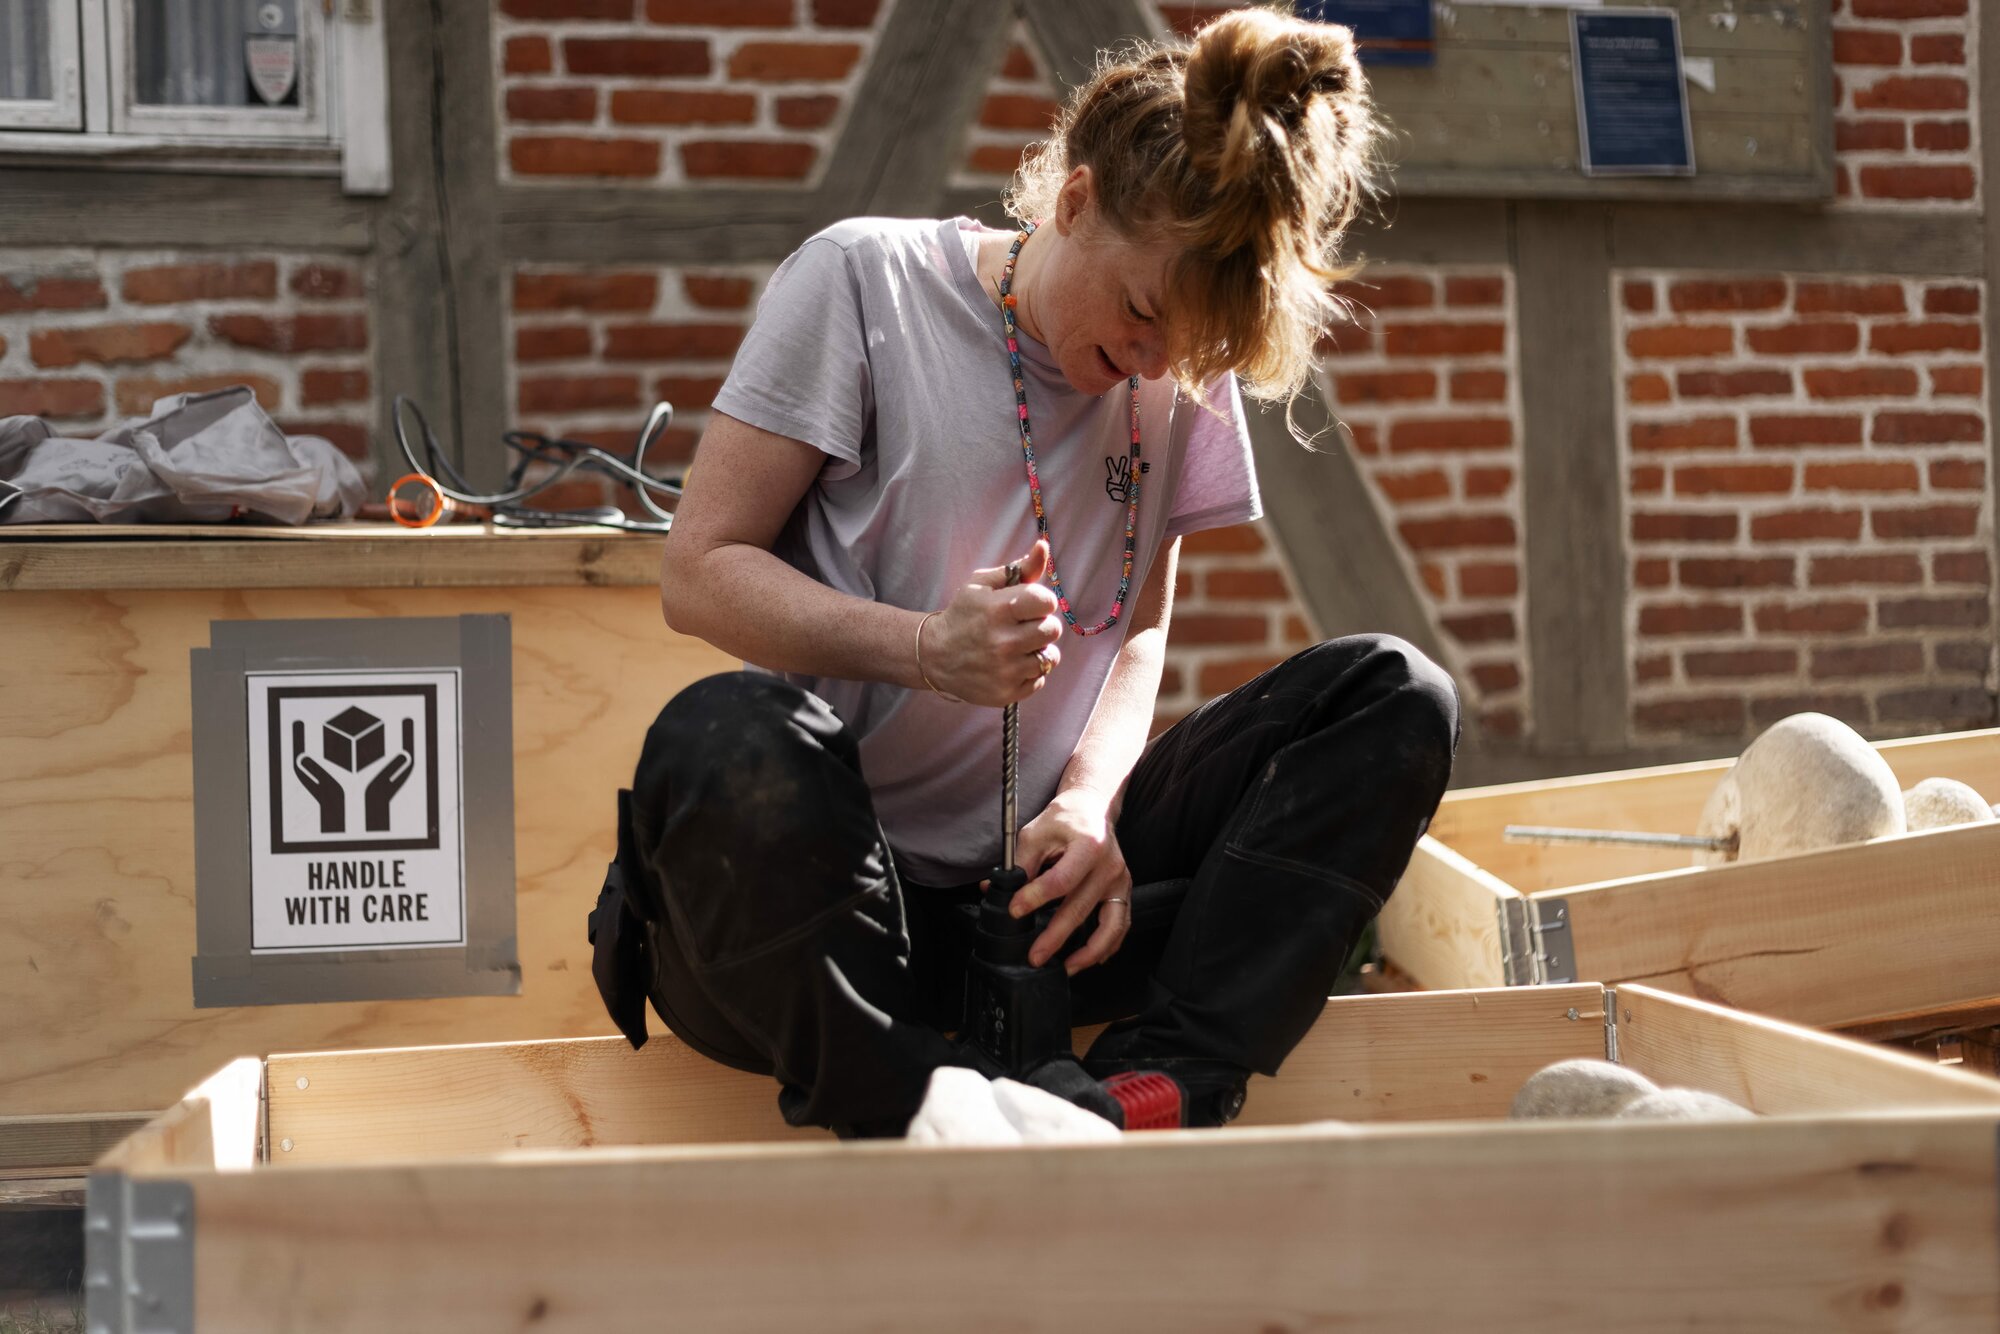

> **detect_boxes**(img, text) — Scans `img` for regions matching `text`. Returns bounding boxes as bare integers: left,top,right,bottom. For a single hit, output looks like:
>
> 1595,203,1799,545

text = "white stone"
1902,777,1994,831
1509,1058,1658,1119
1695,712,1904,865
1614,1088,1755,1122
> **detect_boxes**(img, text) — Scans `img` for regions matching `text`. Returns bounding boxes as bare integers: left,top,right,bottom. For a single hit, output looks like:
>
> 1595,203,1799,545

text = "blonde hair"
1006,6,1379,405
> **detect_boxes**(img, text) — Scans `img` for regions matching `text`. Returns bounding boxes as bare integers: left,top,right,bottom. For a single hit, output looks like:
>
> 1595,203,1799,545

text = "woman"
590,8,1459,1135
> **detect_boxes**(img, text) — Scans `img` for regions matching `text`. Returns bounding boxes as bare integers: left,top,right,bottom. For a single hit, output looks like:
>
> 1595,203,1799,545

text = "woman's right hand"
919,538,1064,706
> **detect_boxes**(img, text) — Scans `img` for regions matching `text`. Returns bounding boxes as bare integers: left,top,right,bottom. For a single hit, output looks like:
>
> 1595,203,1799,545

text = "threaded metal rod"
1504,824,1737,853
1002,562,1021,872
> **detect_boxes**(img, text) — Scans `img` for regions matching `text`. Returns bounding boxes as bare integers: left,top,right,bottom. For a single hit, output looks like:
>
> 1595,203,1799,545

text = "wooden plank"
1514,201,1627,754
0,528,665,590
98,1058,261,1173
262,985,1603,1163
0,585,736,1118
1612,205,1985,277
1374,837,1514,990
0,1114,152,1174
1554,820,2000,1028
1983,0,2000,697
0,169,372,250
1614,984,2000,1115
172,1113,2000,1332
1020,0,1159,96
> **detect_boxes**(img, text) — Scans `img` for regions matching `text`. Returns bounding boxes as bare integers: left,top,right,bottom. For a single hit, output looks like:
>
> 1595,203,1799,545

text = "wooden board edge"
1376,836,1517,989
0,1112,156,1173
100,1058,264,1174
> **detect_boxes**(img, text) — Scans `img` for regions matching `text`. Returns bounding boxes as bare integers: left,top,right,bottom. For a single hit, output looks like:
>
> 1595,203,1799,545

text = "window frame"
105,0,334,142
0,0,85,132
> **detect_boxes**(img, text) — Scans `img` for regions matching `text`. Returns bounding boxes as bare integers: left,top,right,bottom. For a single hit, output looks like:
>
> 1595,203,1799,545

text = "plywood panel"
1374,837,1512,990
0,584,736,1118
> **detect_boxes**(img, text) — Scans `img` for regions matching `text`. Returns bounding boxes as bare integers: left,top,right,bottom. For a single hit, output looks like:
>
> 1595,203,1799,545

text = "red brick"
682,140,817,180
1669,279,1786,312
1334,370,1437,404
1930,365,1982,396
684,274,753,310
1442,611,1516,645
1911,33,1967,64
1450,370,1507,403
1831,27,1901,64
965,145,1028,177
1444,276,1504,307
647,0,789,21
1638,602,1742,635
1934,550,1991,585
1630,464,1665,495
609,90,756,126
1471,662,1521,693
727,41,862,81
1679,557,1794,589
1458,563,1519,598
1315,319,1373,357
1418,562,1446,597
1859,165,1977,200
279,419,369,460
1627,373,1670,404
1676,368,1792,398
980,93,1062,131
1750,508,1863,541
1205,569,1292,601
1745,321,1859,355
1340,275,1436,310
1632,512,1738,542
121,261,274,305
1397,513,1517,551
1811,642,1924,679
1754,600,1869,634
1937,641,1991,673
518,374,642,414
1634,655,1671,682
1923,285,1979,316
1633,558,1671,588
0,378,104,419
1872,504,1979,539
1852,75,1968,112
1477,707,1523,740
1873,321,1982,355
653,375,727,407
564,38,710,77
516,324,592,361
812,0,881,24
1834,119,1906,152
1629,418,1736,451
1684,648,1798,679
1851,7,1966,30
500,0,630,17
504,36,553,74
1283,615,1314,646
1803,366,1918,398
0,274,106,312
1749,414,1863,447
505,87,597,122
1809,554,1921,586
1872,411,1983,445
1878,686,1996,726
1171,613,1270,645
1633,698,1747,736
1673,463,1793,495
1803,460,1919,492
30,322,188,368
1929,457,1986,490
1198,654,1287,696
208,313,367,353
603,322,744,360
1160,4,1235,38
1383,322,1505,357
1750,694,1871,728
1464,466,1513,498
511,136,661,177
301,368,370,406
1880,596,1989,629
1183,524,1264,555
115,373,280,416
1387,417,1512,453
1000,44,1037,79
1795,282,1906,316
1375,468,1450,503
775,95,841,129
514,272,658,312
1622,280,1656,313
289,264,360,300
1625,325,1733,358
1158,663,1184,695
1912,121,1972,152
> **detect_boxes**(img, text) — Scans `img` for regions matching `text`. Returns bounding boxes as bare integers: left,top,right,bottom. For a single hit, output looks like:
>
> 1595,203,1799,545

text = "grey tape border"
190,615,519,1008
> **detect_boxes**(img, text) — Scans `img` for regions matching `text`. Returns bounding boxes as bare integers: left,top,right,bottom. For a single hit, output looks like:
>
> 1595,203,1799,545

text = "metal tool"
1504,824,1738,854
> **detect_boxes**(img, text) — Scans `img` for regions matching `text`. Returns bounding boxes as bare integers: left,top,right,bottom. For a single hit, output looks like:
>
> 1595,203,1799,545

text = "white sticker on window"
245,34,297,106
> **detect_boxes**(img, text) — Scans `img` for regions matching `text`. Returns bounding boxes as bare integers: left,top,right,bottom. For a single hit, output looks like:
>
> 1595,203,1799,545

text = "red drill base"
1103,1071,1184,1131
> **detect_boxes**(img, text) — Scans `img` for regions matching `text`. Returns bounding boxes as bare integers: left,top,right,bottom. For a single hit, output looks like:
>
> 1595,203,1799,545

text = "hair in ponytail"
1006,5,1380,406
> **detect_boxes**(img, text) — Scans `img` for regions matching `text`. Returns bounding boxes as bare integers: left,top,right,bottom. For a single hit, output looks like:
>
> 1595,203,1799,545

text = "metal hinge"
1498,896,1577,986
84,1173,195,1334
1603,986,1621,1063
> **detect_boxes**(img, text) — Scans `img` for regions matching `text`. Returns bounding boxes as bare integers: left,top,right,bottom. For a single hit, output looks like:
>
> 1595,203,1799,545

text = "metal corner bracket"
1497,895,1578,986
85,1172,195,1334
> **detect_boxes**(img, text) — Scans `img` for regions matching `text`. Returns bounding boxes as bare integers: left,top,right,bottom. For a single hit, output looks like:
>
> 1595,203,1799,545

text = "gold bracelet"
915,612,964,703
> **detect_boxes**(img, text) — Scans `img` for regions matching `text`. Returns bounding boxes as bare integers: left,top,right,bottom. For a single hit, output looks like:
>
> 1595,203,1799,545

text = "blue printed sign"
1296,0,1435,68
1571,9,1695,176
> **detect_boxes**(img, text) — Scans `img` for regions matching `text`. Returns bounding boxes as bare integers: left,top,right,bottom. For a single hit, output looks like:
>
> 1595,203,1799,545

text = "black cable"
391,396,680,533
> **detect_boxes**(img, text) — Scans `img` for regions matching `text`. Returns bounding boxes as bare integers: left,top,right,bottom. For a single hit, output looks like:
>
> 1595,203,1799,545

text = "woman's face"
1034,172,1178,396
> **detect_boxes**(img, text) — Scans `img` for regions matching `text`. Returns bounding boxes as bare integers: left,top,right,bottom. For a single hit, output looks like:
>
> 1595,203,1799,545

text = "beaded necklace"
1000,221,1142,637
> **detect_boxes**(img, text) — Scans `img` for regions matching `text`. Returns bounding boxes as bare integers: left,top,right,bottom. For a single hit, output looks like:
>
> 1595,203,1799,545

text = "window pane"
0,0,54,102
132,0,301,109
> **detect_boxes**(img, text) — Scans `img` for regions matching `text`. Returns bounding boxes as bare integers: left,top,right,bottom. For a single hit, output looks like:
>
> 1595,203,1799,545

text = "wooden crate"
0,526,736,1187
87,984,2000,1332
1380,728,2000,1034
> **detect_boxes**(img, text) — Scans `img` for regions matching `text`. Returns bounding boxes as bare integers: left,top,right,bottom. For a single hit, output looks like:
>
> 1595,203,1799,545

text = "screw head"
280,1138,294,1153
296,1076,310,1090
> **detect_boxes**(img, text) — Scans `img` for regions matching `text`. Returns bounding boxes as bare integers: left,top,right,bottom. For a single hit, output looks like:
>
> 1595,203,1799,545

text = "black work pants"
609,635,1459,1133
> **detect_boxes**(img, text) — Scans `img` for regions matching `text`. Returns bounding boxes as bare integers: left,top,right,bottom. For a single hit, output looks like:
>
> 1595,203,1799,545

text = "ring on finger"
1103,895,1129,910
1037,645,1056,678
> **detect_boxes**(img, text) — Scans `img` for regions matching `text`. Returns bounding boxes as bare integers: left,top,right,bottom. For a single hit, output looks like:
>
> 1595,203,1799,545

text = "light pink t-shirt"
711,216,1261,885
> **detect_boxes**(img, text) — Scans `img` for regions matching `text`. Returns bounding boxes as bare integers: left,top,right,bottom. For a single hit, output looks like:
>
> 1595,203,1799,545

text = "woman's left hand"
1005,787,1132,975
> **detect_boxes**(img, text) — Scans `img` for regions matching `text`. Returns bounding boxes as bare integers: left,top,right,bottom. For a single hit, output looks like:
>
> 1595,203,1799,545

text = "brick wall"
1617,273,1994,739
495,0,895,186
1833,0,1979,208
954,23,1062,190
0,251,373,466
1155,520,1317,730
